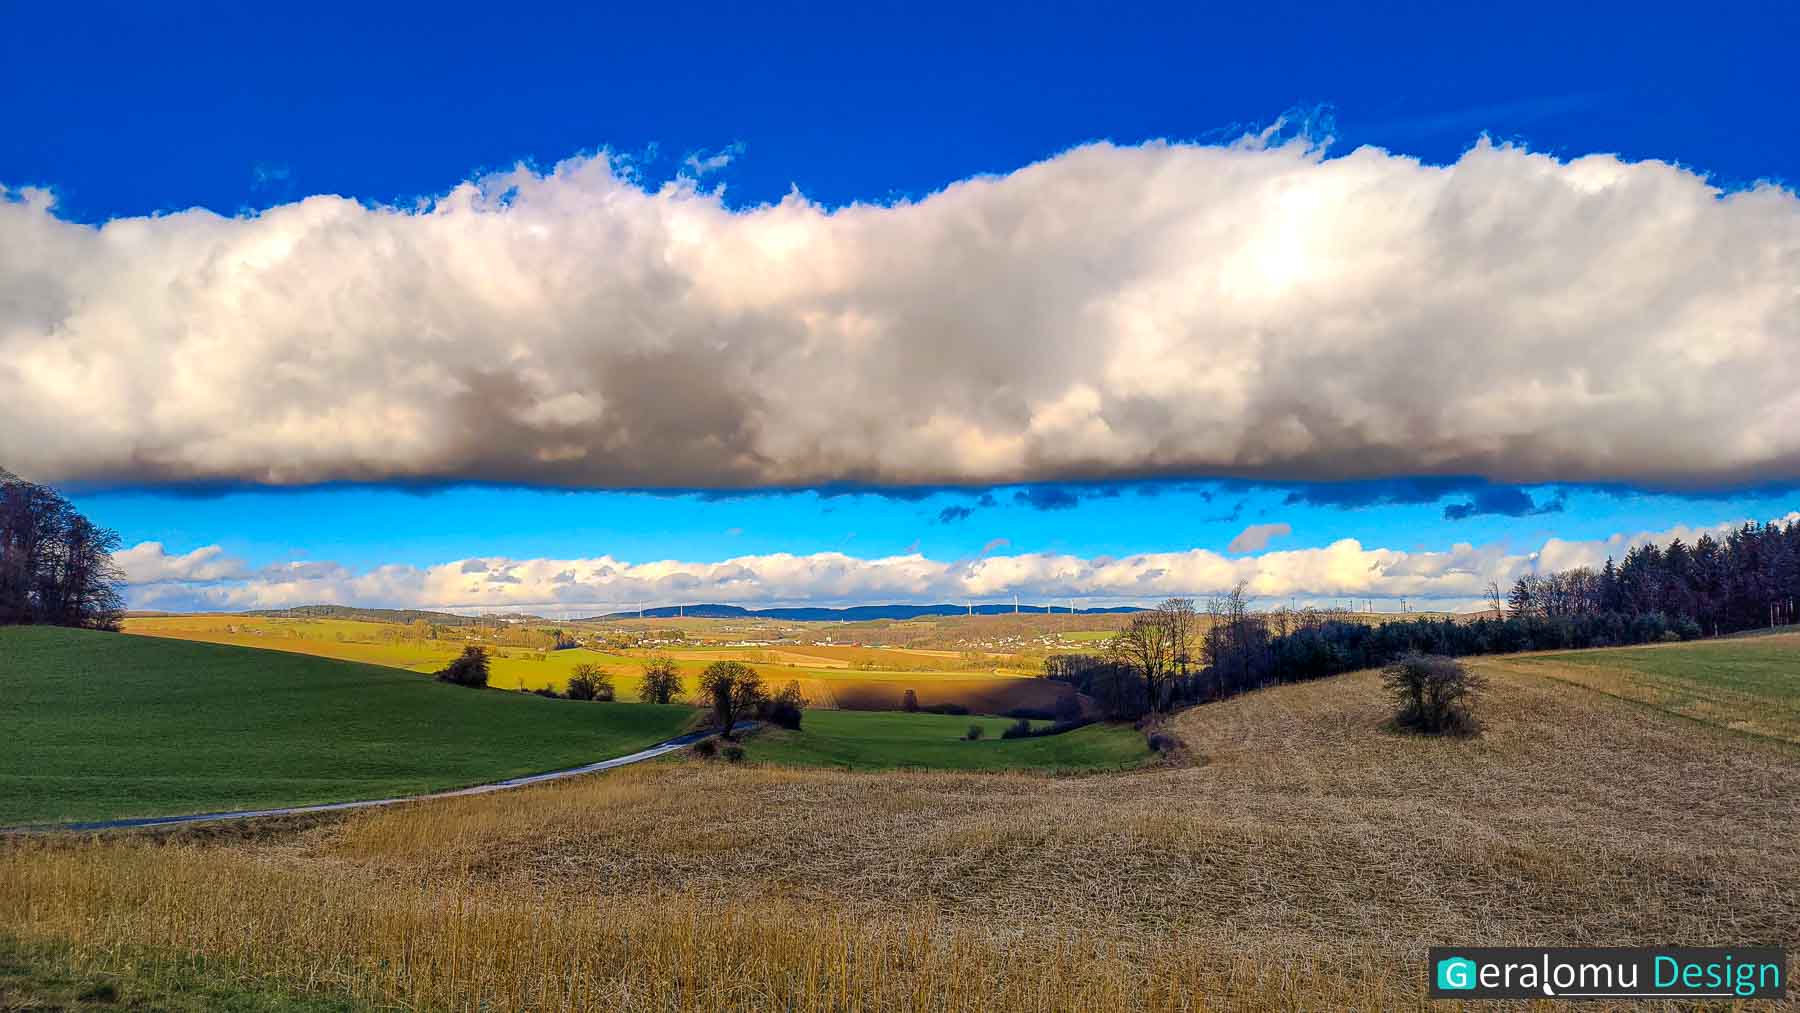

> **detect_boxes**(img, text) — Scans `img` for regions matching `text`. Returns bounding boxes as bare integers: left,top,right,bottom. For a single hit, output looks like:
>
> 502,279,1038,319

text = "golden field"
5,640,1797,1010
117,615,1069,712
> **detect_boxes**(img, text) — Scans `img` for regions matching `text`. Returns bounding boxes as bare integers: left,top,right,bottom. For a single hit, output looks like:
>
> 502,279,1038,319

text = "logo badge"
1437,956,1477,991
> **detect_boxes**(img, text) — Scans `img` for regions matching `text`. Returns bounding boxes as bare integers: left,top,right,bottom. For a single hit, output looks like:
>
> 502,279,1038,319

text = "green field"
1477,631,1800,744
0,627,694,826
741,710,1152,771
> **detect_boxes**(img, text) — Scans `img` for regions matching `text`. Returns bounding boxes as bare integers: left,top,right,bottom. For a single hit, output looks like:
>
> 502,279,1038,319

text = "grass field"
1483,630,1800,743
741,710,1151,771
4,634,1794,1009
120,616,1071,715
0,627,694,826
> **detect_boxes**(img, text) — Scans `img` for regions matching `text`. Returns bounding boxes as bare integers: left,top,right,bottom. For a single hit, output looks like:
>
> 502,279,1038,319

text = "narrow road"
7,722,756,834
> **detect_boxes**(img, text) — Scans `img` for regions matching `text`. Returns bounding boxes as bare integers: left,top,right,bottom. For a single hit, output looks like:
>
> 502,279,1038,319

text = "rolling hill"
0,626,694,826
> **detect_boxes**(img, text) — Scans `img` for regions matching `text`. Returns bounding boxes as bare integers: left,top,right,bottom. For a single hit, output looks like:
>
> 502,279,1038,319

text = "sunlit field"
5,635,1795,1009
120,615,1074,713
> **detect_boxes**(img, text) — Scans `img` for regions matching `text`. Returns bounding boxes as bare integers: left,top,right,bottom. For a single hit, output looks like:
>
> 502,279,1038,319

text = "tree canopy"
0,469,124,630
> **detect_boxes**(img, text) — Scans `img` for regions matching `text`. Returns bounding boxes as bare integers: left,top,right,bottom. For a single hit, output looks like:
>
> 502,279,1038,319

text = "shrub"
964,723,984,741
691,737,718,759
901,688,919,712
1147,731,1179,753
922,702,969,716
1001,717,1033,739
758,680,807,730
436,646,490,688
1382,652,1485,735
1007,706,1055,721
530,685,561,699
721,744,745,763
566,663,615,702
637,656,684,704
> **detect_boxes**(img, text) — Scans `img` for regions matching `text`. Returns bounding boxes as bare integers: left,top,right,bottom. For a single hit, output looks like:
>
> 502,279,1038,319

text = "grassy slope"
742,710,1151,771
1480,631,1800,743
0,626,694,826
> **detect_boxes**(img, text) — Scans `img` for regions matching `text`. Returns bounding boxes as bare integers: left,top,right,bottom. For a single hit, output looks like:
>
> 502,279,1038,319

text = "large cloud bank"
5,137,1797,490
115,512,1800,615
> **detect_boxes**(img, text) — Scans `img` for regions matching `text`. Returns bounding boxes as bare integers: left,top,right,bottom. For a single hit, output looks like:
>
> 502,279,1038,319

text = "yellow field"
119,616,1053,712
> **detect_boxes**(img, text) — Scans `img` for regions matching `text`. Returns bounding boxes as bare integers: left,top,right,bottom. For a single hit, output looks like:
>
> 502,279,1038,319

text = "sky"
4,0,1797,615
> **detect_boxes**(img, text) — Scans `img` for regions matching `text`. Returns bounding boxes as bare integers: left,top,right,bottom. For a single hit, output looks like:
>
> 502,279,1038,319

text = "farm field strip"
120,616,1049,709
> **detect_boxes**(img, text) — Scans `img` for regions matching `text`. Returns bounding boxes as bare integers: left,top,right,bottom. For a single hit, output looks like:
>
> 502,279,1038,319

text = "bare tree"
637,655,684,704
1159,597,1198,676
1110,609,1175,712
698,660,765,739
0,470,124,631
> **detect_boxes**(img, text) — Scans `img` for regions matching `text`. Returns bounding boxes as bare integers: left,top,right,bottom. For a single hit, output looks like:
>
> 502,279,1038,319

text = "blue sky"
6,1,1798,613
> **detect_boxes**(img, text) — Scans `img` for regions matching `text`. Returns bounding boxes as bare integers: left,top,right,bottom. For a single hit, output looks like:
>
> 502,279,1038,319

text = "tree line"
1047,517,1800,720
1498,520,1799,635
0,469,124,630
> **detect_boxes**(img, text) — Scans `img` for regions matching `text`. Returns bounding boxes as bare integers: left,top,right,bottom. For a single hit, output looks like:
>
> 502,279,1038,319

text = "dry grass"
4,662,1797,1010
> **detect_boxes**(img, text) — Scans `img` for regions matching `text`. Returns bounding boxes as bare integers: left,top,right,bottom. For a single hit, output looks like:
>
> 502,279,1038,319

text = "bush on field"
1382,652,1485,736
637,656,684,704
530,685,561,699
1147,731,1179,753
964,723,984,741
721,744,745,763
901,688,919,712
691,737,718,759
758,680,807,730
922,702,969,716
436,646,490,688
1001,717,1033,739
566,664,615,702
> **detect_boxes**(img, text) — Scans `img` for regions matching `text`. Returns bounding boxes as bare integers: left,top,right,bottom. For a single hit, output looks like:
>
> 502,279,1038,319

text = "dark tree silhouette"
0,469,124,630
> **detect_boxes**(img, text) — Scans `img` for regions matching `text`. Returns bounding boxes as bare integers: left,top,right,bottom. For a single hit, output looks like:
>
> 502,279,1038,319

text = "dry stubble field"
4,653,1798,1010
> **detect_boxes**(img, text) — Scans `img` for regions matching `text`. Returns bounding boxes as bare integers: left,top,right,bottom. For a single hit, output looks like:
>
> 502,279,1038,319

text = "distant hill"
241,604,547,626
572,603,1145,622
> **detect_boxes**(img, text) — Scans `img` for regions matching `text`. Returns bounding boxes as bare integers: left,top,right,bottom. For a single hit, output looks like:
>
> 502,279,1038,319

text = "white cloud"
1228,522,1291,553
4,136,1798,491
113,542,251,584
116,511,1799,615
